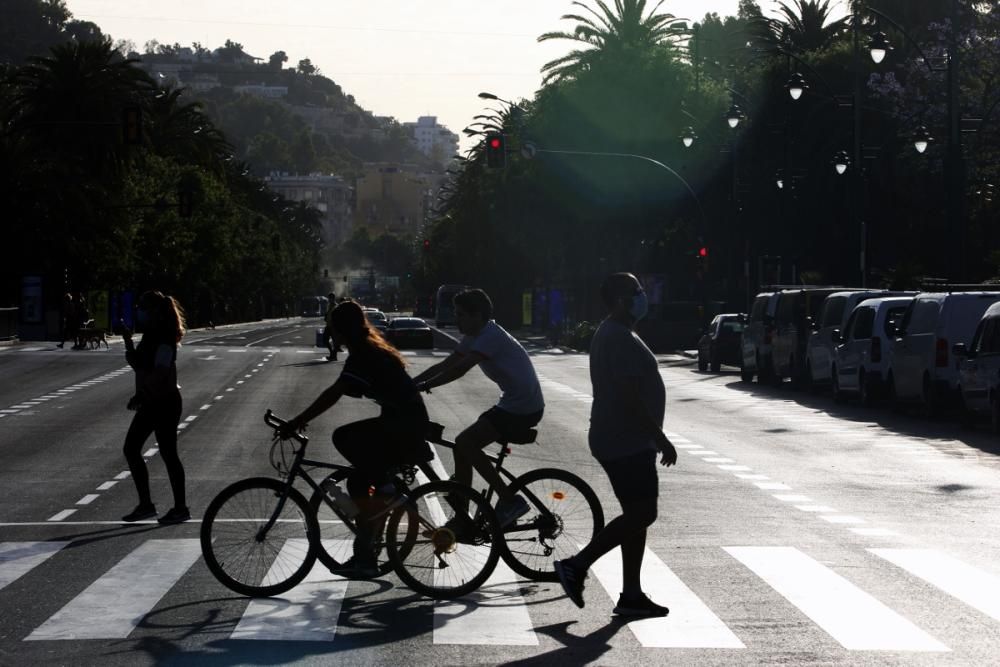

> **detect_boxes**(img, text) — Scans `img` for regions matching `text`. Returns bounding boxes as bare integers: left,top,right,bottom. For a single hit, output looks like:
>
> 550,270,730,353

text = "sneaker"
434,515,478,544
121,504,156,522
554,559,587,608
329,555,378,579
157,506,191,525
495,495,530,527
612,592,669,618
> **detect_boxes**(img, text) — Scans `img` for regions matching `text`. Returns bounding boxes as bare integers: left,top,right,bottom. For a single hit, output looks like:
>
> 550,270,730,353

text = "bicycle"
311,419,605,582
200,410,501,600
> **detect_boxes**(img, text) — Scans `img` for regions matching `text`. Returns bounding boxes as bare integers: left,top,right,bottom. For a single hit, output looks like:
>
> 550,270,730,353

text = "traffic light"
698,246,708,258
177,187,193,218
323,269,329,278
422,239,431,252
122,106,142,145
485,132,506,168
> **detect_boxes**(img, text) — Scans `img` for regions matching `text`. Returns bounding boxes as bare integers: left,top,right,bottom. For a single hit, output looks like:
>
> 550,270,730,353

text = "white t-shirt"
457,320,545,414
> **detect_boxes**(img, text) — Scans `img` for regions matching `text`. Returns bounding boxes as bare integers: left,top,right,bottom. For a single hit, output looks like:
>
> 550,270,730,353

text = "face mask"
629,291,649,322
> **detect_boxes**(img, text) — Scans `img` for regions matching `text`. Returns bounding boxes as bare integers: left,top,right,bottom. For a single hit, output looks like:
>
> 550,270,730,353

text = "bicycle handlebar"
264,409,309,445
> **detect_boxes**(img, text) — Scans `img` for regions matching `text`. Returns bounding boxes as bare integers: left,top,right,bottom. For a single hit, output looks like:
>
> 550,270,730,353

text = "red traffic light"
698,247,708,258
489,137,501,149
422,239,430,251
485,132,506,168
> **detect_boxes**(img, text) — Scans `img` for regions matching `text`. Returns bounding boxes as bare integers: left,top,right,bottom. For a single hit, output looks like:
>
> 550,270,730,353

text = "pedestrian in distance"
281,299,431,577
120,290,190,524
554,272,677,618
323,291,341,362
56,292,76,349
412,288,545,528
73,292,90,350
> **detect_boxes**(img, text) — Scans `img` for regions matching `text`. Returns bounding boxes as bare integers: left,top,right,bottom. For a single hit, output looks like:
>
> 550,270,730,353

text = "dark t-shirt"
338,348,428,428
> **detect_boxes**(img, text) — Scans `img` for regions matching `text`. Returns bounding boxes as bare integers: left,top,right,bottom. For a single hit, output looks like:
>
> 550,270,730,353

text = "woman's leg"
123,409,156,506
154,394,185,509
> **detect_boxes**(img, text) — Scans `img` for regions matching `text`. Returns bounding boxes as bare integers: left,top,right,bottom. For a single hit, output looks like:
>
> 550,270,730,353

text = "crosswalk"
3,537,1000,652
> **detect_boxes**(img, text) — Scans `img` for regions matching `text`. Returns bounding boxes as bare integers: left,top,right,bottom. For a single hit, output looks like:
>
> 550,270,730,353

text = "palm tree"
537,0,688,84
750,0,849,53
146,85,232,176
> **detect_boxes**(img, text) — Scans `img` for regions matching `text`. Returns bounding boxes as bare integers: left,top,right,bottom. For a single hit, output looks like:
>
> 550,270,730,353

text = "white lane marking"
225,388,234,392
236,380,245,385
434,559,538,646
114,471,131,480
76,495,99,505
0,542,68,591
432,351,449,357
214,395,223,400
725,546,948,651
97,481,117,491
184,416,196,422
773,495,812,503
703,457,736,463
871,549,1000,623
686,449,716,455
851,528,898,537
251,369,259,373
177,424,189,430
256,363,264,367
820,515,866,525
47,510,76,522
0,410,20,414
735,474,769,480
796,505,837,513
27,539,202,640
144,448,158,457
673,444,702,449
231,540,349,641
227,349,248,353
754,482,792,491
718,465,753,471
590,547,743,648
200,404,211,411
244,374,252,378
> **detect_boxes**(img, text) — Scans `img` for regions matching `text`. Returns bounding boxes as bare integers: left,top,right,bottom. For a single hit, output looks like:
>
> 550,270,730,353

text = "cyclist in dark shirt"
284,300,430,575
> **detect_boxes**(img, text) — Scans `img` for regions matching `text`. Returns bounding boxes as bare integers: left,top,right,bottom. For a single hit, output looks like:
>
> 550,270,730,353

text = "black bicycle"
311,420,604,582
200,411,501,600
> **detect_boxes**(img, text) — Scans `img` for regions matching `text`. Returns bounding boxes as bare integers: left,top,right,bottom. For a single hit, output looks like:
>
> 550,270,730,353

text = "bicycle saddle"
498,429,537,446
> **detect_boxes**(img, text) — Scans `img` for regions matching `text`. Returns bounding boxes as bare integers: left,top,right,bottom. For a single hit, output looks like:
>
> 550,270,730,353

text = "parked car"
831,296,914,405
955,301,1000,431
363,308,389,333
740,291,779,382
698,314,745,372
770,287,845,387
806,289,915,389
385,317,434,349
888,291,1000,411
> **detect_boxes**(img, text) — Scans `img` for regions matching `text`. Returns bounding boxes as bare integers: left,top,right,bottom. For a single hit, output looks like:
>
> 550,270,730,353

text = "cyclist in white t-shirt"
413,289,544,527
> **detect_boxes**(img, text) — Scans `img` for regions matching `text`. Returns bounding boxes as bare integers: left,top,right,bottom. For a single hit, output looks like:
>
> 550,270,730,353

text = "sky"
62,1,794,151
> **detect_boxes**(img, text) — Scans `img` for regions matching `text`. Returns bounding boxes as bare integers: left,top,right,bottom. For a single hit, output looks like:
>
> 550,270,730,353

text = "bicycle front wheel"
501,468,604,581
385,480,500,599
201,477,318,597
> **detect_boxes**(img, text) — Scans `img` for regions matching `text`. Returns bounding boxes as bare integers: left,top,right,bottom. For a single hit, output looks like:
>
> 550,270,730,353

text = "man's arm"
413,351,481,390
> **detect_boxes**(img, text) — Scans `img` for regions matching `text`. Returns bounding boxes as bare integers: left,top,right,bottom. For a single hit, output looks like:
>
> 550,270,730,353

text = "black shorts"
599,449,659,502
481,407,543,443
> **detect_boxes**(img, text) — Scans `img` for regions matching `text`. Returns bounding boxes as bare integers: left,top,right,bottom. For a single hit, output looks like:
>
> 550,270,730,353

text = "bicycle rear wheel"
201,477,318,597
385,480,500,599
501,468,604,581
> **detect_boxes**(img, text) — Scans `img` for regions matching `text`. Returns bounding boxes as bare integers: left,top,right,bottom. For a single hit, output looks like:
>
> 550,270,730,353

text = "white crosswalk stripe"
27,539,202,641
0,542,68,591
9,538,1000,652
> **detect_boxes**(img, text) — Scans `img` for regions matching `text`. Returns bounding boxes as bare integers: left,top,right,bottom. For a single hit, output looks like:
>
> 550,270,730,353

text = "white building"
233,83,289,99
264,173,354,246
403,116,459,167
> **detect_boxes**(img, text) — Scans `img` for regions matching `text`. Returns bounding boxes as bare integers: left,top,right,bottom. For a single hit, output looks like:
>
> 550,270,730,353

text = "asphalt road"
1,318,999,666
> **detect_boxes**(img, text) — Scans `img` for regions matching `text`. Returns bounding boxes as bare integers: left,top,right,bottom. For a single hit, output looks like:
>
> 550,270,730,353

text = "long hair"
329,300,405,367
139,290,186,345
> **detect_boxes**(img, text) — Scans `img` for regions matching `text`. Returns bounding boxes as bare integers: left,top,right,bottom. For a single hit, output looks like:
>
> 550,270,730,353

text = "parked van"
888,291,1000,410
806,290,914,389
955,301,1000,431
770,287,845,386
831,296,913,404
740,292,779,382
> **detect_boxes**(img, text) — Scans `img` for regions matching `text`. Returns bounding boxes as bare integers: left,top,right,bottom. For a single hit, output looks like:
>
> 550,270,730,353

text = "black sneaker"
122,504,156,522
157,506,191,525
432,515,478,545
612,592,669,618
329,555,378,579
495,495,530,528
554,558,587,609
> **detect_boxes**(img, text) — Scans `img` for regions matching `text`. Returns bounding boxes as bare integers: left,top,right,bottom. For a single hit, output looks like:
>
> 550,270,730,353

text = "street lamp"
726,103,744,129
912,125,932,154
868,31,890,64
786,73,808,101
833,150,851,175
680,126,697,148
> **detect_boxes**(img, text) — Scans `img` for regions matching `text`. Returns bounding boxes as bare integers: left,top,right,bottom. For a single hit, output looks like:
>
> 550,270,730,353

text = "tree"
0,0,72,64
750,0,849,53
268,50,288,71
537,0,688,84
297,58,317,76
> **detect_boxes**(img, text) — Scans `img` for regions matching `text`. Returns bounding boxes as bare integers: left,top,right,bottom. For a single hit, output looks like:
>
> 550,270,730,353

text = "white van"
740,292,779,382
831,296,913,404
806,289,914,388
955,301,1000,431
888,291,1000,410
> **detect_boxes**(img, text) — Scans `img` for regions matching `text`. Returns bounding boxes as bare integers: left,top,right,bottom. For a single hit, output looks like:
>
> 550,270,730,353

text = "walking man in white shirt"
554,272,677,617
413,288,545,527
